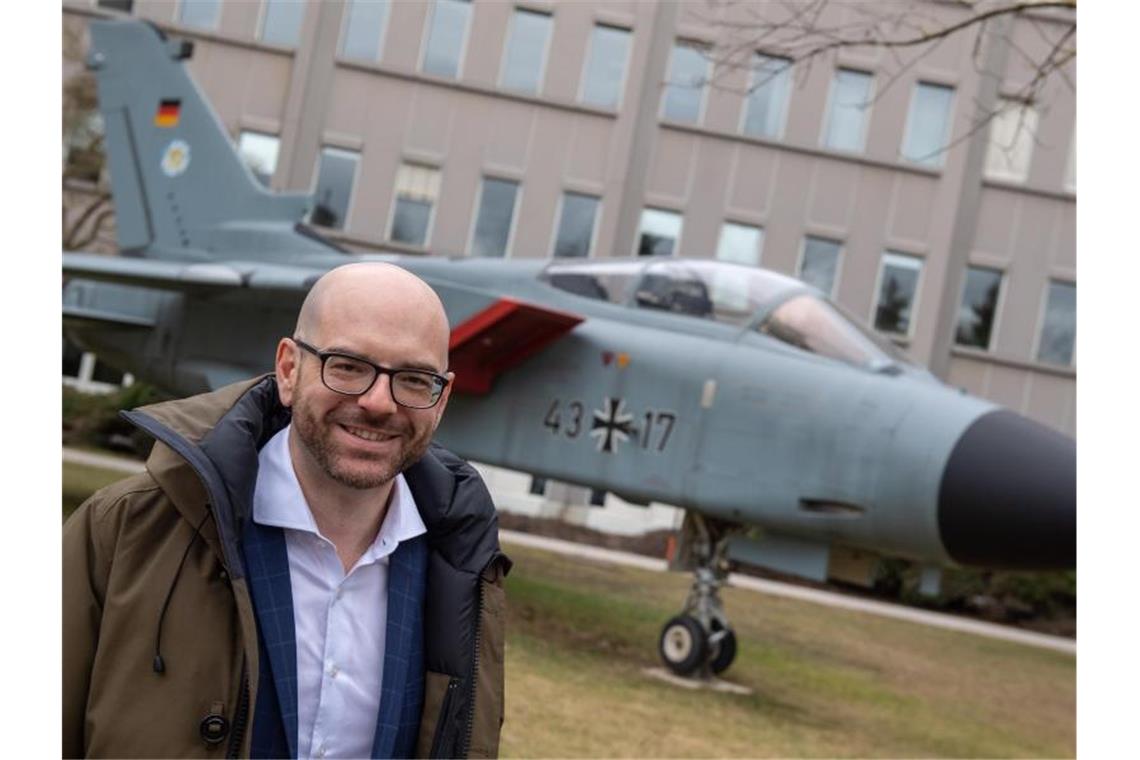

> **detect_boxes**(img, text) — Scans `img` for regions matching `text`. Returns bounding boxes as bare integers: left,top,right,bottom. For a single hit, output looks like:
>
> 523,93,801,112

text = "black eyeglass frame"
292,337,450,409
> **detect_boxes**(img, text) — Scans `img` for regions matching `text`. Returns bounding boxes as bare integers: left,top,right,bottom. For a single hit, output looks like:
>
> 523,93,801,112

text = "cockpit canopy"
541,258,911,372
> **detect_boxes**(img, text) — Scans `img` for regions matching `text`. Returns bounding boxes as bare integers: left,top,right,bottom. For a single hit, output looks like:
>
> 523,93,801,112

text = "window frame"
309,145,362,232
256,0,306,48
714,220,765,267
795,235,844,299
633,207,684,257
953,264,1006,352
337,0,392,62
577,22,633,111
820,67,875,154
175,0,222,31
660,39,711,125
385,162,442,249
468,175,522,258
900,80,956,168
419,0,474,80
869,250,924,339
1032,278,1077,367
498,7,554,96
549,190,602,259
738,52,792,140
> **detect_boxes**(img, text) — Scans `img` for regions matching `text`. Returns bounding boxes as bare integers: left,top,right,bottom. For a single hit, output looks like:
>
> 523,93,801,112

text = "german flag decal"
154,99,181,128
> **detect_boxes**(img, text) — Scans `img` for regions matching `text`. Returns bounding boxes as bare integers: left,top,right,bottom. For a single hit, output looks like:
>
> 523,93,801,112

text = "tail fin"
89,19,323,259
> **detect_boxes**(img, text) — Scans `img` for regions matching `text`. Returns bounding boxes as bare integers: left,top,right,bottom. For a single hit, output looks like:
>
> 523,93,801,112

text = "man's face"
276,295,452,491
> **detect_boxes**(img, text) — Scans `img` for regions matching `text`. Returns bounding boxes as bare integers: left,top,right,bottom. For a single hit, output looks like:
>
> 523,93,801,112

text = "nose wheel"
658,513,740,678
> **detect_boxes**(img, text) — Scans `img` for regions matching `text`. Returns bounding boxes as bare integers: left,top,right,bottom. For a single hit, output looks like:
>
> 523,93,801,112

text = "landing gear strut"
658,513,741,678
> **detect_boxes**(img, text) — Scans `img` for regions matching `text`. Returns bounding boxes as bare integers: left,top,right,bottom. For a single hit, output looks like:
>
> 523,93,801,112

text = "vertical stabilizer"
88,19,315,259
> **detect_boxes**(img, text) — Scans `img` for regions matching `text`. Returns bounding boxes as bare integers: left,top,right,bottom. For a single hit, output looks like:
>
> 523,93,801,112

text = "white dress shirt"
253,425,426,759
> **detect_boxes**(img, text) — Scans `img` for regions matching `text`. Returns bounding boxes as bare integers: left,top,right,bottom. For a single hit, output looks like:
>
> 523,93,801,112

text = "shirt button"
328,663,339,678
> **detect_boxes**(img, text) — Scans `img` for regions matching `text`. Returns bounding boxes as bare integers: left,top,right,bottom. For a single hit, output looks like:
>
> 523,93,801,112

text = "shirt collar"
253,425,427,553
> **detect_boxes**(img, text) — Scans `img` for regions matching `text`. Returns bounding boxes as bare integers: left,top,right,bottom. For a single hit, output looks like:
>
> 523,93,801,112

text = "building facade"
62,0,1076,436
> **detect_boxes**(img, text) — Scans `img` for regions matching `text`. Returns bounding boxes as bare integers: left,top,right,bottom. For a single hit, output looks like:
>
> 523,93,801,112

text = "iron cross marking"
590,397,637,453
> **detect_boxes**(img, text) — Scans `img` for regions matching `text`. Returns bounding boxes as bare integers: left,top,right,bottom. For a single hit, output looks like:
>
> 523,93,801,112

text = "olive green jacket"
63,377,509,758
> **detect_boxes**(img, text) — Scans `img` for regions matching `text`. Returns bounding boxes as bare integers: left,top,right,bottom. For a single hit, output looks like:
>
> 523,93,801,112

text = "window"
500,9,552,95
985,98,1039,182
1037,281,1076,366
758,295,909,370
798,236,842,296
954,266,1003,350
310,147,359,230
636,208,682,256
553,192,600,258
237,131,280,188
471,178,519,257
716,222,763,266
339,0,390,61
260,0,305,47
389,163,441,247
96,0,133,11
580,24,631,110
422,0,471,78
873,252,923,336
542,259,645,305
528,477,547,495
178,0,221,30
902,82,955,167
662,42,709,124
823,69,873,152
742,54,791,139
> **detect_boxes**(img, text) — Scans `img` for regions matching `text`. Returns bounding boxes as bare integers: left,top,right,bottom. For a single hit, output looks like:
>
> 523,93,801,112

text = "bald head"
296,262,451,368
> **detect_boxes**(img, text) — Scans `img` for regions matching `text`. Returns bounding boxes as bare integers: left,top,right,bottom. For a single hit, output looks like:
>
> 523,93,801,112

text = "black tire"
708,621,737,675
658,615,708,676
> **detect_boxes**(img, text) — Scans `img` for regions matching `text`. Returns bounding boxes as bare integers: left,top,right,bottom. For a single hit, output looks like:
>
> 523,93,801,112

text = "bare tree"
63,20,115,252
686,0,1075,159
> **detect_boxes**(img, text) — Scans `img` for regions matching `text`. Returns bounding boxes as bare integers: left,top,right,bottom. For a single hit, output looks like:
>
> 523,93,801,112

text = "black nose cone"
938,410,1075,569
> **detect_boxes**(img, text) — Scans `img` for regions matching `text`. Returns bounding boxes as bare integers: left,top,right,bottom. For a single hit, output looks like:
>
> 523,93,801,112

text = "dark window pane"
874,252,922,335
391,198,432,246
528,477,547,495
311,148,359,230
63,338,84,378
423,0,471,78
97,0,133,12
501,9,551,94
589,488,607,506
1037,281,1076,365
636,208,681,256
581,25,630,109
178,0,221,29
91,358,124,385
662,43,707,123
954,266,1003,349
553,193,599,258
799,236,841,296
472,178,519,257
340,0,390,60
261,0,306,47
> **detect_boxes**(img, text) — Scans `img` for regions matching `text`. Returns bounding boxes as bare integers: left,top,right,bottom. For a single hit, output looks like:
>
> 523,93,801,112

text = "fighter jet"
64,19,1075,679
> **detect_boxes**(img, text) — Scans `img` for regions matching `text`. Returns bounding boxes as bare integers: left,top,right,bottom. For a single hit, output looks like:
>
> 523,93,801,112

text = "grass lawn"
61,461,1075,757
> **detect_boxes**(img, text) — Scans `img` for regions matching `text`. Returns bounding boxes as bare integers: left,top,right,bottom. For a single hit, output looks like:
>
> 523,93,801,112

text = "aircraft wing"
62,253,326,294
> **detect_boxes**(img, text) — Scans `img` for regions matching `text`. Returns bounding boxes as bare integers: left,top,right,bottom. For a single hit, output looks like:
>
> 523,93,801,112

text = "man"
63,263,510,758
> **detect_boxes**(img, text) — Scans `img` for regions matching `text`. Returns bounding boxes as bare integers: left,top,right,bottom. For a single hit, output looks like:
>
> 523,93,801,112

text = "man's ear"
275,338,299,407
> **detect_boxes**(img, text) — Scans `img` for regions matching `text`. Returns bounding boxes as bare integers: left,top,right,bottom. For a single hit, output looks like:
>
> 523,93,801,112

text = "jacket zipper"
457,566,487,758
430,676,462,758
225,663,250,759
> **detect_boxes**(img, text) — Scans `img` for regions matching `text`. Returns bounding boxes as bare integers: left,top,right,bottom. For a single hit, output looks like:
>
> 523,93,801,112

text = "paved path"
500,530,1077,655
63,448,1075,655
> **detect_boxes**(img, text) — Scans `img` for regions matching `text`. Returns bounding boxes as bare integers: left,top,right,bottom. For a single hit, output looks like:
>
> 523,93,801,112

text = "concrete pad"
641,667,753,695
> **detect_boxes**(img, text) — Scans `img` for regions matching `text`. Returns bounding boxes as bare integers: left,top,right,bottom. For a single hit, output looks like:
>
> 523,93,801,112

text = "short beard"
290,385,433,490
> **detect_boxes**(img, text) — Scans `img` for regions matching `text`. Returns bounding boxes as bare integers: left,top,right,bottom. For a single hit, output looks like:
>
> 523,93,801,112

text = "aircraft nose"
937,410,1075,569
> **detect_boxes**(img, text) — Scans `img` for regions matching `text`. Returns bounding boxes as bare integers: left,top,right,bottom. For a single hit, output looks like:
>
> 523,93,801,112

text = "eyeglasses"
292,338,449,409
